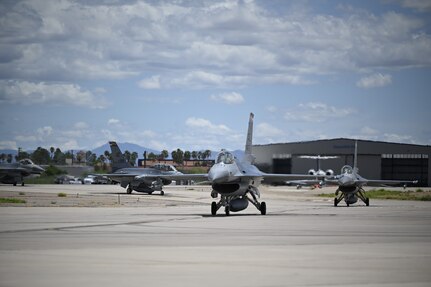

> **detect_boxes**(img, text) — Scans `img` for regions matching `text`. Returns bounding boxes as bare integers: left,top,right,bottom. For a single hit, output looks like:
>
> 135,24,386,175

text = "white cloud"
37,126,53,139
360,126,379,136
0,1,430,87
74,122,89,130
210,92,244,104
356,73,392,88
108,118,121,126
383,133,414,144
185,117,231,134
138,75,161,89
0,81,108,108
284,102,355,122
256,123,284,138
0,141,17,150
398,0,431,12
254,122,287,144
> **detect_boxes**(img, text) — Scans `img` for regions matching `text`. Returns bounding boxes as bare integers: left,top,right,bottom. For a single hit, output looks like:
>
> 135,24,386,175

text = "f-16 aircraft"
326,141,417,207
0,158,45,186
105,142,183,195
155,113,322,216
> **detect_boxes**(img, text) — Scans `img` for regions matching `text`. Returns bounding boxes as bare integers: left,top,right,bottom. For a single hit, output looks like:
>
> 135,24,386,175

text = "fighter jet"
326,141,417,207
0,158,45,186
105,142,183,195
159,113,322,216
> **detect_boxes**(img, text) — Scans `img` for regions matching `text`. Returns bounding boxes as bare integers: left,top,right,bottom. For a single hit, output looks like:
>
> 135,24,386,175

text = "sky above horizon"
0,0,430,152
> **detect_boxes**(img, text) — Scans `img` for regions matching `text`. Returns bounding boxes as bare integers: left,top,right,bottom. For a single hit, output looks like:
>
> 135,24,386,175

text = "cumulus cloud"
0,81,108,108
356,73,392,88
284,102,355,123
210,92,244,104
185,117,231,134
108,118,121,126
0,1,429,88
138,75,161,89
397,0,431,12
0,141,17,150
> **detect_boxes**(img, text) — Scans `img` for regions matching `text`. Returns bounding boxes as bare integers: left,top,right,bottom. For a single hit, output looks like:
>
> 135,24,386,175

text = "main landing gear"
334,188,369,207
211,186,266,216
126,185,165,195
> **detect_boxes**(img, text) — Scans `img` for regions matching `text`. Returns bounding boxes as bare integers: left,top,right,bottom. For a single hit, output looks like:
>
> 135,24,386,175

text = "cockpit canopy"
152,163,177,172
216,150,234,164
341,165,353,174
19,159,35,165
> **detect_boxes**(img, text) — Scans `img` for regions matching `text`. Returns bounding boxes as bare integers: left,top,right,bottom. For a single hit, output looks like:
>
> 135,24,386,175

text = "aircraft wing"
262,173,323,182
286,179,322,186
362,179,418,187
104,172,208,181
157,173,209,182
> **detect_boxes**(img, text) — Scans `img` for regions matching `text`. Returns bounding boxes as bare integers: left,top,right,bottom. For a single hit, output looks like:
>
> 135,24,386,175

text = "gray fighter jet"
160,113,322,216
105,142,183,195
326,141,417,207
0,158,45,186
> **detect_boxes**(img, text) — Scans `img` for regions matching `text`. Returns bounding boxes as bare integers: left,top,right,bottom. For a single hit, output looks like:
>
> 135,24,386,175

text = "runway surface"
0,184,430,286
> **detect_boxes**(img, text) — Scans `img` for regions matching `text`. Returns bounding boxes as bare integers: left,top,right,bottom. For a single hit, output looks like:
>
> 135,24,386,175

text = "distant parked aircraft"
105,142,183,195
288,155,338,189
0,159,44,186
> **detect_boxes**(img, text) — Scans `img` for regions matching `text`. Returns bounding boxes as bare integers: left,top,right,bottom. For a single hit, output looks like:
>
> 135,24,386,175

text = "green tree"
76,150,86,164
104,150,111,163
50,147,55,160
15,149,30,161
7,154,13,163
53,148,66,164
130,152,138,166
160,150,169,160
31,147,51,164
184,151,191,165
124,150,131,163
171,148,184,165
191,151,198,160
148,152,157,161
203,150,212,160
0,153,5,163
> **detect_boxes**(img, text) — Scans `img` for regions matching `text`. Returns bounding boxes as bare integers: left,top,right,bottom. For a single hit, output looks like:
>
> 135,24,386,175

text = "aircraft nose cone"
208,166,230,183
339,175,354,186
35,165,45,174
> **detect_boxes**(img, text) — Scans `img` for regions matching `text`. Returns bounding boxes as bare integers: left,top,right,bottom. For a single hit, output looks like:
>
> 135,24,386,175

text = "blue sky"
0,0,430,152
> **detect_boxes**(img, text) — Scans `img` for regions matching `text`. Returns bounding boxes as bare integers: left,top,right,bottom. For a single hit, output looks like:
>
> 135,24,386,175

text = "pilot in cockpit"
216,150,234,164
19,159,33,165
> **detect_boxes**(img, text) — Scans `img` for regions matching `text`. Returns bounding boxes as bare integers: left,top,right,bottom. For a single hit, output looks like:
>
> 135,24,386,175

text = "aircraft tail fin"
244,113,255,163
353,140,358,173
109,141,131,171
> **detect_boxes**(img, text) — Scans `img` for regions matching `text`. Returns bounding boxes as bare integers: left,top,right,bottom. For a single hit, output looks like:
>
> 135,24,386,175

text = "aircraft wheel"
334,198,338,207
260,202,266,215
347,202,350,207
21,182,25,186
365,198,370,206
225,205,230,216
126,187,132,194
13,182,17,186
160,190,165,196
211,202,217,216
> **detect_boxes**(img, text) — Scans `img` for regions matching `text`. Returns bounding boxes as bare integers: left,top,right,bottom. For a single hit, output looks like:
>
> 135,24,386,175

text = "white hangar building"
253,138,430,186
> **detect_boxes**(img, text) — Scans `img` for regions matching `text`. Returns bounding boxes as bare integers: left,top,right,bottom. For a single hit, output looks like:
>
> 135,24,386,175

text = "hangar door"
381,154,428,186
273,158,292,174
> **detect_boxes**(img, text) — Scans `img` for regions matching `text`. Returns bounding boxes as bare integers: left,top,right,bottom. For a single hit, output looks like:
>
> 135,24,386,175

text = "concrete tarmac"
0,184,430,286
